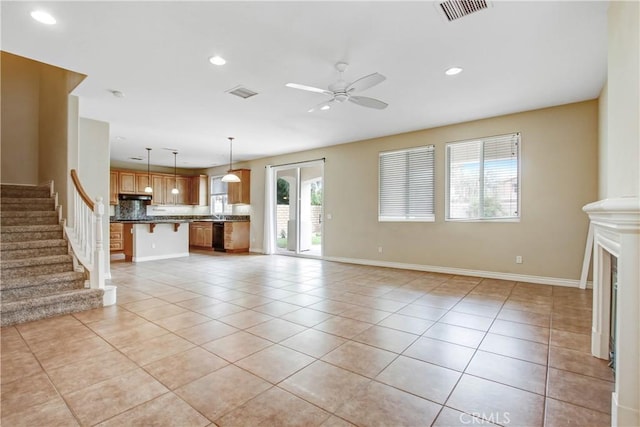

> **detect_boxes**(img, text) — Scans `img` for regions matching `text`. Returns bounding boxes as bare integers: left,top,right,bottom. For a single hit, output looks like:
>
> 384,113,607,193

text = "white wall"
78,117,111,277
603,1,640,198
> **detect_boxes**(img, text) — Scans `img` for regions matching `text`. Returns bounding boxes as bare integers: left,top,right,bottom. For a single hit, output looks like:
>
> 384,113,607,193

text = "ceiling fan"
286,62,388,112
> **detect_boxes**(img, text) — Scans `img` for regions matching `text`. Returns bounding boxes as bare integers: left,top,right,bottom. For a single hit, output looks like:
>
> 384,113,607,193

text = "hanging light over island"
221,137,241,183
171,151,179,194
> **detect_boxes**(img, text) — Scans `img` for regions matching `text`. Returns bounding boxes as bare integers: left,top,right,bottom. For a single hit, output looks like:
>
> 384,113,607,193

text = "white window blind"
446,133,520,221
379,145,435,222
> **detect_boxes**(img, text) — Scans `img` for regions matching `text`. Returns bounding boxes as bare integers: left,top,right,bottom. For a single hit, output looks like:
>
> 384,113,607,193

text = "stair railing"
65,169,105,291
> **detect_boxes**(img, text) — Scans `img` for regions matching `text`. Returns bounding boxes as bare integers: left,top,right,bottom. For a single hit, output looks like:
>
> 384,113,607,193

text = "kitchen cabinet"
162,176,189,205
135,173,152,194
112,169,202,205
151,174,165,204
110,223,123,252
227,169,251,204
190,175,208,206
189,222,213,248
109,171,118,205
224,221,250,252
119,171,136,194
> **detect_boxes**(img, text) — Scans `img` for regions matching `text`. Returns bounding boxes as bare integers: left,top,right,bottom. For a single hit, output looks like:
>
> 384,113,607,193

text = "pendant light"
171,151,179,194
221,137,241,183
144,148,153,193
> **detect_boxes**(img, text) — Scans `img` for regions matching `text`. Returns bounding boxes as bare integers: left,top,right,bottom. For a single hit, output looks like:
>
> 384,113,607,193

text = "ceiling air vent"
226,85,258,99
438,0,489,22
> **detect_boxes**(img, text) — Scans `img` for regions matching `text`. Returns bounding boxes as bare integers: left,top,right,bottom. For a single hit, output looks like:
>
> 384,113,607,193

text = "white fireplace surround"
583,197,640,427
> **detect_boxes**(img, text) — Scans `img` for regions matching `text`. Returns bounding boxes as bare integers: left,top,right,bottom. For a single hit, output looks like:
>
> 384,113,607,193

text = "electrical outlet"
378,246,383,253
516,255,522,264
152,243,156,249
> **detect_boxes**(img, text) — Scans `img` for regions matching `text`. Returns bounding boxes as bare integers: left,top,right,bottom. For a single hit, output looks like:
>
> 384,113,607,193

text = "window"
446,133,520,221
379,145,435,222
210,176,232,215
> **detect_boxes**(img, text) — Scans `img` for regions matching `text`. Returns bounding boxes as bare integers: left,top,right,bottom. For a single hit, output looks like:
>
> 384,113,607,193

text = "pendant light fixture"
144,148,153,193
171,151,179,194
221,137,241,183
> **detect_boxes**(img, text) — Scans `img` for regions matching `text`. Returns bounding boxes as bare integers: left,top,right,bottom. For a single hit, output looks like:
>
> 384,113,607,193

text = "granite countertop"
110,217,249,224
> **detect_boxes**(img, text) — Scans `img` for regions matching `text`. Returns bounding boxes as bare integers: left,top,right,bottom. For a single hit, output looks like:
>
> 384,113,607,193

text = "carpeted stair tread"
1,211,58,226
1,254,72,269
1,239,67,251
0,185,50,198
1,224,62,233
0,288,104,326
0,211,57,218
1,271,85,291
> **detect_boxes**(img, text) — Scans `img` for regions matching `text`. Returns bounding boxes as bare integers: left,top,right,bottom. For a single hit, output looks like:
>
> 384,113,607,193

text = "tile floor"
1,252,613,426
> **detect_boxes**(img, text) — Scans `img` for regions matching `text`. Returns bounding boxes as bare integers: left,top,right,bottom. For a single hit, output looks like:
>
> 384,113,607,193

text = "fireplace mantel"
583,197,639,427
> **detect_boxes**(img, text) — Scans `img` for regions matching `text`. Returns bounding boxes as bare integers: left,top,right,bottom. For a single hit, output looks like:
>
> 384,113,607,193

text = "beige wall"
206,101,598,283
1,52,40,185
0,52,86,218
603,1,640,198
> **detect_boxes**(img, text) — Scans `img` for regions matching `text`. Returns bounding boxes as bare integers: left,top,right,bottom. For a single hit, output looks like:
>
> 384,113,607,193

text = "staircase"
1,184,103,327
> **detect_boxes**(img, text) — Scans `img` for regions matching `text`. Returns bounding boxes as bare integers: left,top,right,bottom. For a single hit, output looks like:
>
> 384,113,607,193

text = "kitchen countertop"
111,218,249,223
109,219,249,224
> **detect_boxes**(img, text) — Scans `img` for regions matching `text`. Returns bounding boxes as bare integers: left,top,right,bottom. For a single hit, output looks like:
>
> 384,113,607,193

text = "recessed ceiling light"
109,89,125,98
31,10,56,25
114,136,126,141
320,105,331,111
209,56,226,66
445,67,463,76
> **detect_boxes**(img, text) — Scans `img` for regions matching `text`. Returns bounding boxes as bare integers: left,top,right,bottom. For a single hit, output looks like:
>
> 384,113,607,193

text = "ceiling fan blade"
286,83,332,95
348,96,388,110
347,73,386,93
308,99,335,113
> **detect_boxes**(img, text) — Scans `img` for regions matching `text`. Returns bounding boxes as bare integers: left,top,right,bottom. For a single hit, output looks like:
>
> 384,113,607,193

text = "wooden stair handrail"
70,169,96,211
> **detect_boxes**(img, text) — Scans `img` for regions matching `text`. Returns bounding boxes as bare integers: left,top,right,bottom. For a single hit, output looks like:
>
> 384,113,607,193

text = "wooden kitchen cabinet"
189,175,208,206
189,222,213,248
118,171,136,194
163,176,188,205
227,169,251,204
151,174,165,204
109,171,119,205
224,221,250,252
110,223,123,252
135,173,152,194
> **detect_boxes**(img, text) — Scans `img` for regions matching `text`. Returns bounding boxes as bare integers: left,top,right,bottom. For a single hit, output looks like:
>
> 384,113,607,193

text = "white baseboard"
132,252,190,262
322,255,592,288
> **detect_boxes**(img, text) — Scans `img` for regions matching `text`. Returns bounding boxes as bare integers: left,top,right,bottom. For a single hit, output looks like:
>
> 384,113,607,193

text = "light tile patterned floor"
1,251,613,426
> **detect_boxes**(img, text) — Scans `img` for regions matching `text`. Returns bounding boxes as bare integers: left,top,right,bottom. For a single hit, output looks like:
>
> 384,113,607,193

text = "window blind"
446,133,520,220
379,145,435,222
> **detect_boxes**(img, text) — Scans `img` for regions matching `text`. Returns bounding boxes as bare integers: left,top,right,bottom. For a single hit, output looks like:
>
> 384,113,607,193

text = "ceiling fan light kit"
286,62,388,113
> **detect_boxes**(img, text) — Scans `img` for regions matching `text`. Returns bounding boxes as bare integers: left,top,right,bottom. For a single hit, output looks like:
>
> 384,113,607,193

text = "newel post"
93,197,105,290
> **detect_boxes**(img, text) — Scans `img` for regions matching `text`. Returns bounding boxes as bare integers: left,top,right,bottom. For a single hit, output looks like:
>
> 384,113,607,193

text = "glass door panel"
274,162,323,257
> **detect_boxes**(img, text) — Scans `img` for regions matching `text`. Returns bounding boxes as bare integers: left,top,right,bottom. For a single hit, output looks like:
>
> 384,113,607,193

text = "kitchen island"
121,220,190,262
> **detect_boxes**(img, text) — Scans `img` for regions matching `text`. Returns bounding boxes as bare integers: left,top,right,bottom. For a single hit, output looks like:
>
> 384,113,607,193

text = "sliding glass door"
273,161,323,257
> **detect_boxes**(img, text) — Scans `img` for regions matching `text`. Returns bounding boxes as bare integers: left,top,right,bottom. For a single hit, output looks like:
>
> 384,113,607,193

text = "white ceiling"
1,1,608,169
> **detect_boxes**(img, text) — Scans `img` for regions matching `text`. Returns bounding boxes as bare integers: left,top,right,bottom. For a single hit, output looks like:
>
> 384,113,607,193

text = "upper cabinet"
227,169,251,204
109,171,119,205
135,173,151,194
118,171,136,194
111,169,208,206
189,175,208,206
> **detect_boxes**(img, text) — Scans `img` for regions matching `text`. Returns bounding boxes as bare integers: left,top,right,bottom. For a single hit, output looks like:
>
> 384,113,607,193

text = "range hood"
118,194,152,201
